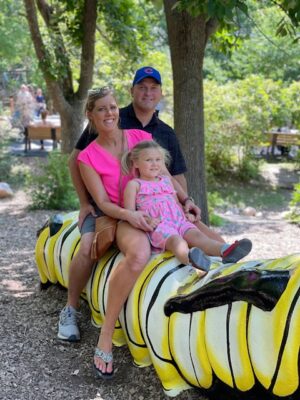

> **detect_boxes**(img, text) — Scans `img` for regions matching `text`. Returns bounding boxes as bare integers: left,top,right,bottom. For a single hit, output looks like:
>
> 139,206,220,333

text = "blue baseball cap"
132,66,162,86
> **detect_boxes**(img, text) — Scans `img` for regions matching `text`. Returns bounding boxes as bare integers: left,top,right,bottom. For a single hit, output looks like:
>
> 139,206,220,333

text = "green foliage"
204,75,299,179
97,0,163,62
0,153,30,186
27,151,79,210
207,191,226,227
210,178,289,211
0,135,30,186
0,1,32,69
204,3,300,82
288,183,300,224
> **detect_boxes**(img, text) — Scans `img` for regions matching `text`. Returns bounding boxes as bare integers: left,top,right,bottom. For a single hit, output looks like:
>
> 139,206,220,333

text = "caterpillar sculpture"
35,212,300,399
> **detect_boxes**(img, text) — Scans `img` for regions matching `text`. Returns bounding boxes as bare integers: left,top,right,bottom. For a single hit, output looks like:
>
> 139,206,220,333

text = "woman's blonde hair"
85,86,117,132
121,140,171,176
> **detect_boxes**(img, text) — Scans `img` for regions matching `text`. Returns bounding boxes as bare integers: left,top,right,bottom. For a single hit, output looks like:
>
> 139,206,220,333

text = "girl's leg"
165,234,211,272
184,229,252,263
165,235,190,265
94,222,151,375
184,228,223,256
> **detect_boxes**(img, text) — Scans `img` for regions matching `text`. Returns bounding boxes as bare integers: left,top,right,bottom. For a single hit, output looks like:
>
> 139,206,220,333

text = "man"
58,66,223,342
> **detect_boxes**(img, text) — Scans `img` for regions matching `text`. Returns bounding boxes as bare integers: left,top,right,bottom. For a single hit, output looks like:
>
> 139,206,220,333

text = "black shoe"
222,239,252,263
188,247,211,272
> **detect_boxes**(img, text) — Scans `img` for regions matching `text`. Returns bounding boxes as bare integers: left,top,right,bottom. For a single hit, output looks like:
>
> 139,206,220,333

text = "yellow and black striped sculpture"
35,212,300,399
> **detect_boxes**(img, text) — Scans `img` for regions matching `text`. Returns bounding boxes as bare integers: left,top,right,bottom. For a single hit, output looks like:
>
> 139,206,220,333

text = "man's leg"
194,220,225,243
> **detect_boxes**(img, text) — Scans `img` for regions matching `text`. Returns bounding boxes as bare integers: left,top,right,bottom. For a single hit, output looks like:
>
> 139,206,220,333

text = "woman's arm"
79,163,153,231
69,149,97,228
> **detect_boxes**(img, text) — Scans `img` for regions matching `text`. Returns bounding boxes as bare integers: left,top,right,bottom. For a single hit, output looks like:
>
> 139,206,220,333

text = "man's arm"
172,173,187,193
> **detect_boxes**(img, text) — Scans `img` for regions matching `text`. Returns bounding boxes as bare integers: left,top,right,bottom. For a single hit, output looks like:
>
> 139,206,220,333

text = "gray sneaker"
58,305,80,342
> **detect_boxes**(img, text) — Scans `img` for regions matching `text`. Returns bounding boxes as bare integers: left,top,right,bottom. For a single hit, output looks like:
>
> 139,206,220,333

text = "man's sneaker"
222,238,252,264
58,305,80,342
188,247,211,272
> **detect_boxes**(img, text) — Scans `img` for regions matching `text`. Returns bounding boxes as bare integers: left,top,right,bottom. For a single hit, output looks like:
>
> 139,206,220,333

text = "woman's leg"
94,222,151,374
58,232,95,341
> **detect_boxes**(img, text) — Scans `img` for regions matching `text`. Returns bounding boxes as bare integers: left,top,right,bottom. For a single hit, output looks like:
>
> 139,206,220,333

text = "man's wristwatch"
182,196,195,205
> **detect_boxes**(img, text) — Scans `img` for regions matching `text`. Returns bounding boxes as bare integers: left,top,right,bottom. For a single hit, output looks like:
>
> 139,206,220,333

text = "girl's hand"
78,203,97,229
127,211,154,232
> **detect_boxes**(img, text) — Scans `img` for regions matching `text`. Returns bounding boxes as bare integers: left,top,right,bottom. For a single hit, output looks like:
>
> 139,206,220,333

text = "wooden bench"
25,124,61,152
264,131,300,156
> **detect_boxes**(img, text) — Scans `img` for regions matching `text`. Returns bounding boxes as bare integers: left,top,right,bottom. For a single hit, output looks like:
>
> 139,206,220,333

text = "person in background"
35,88,46,117
58,67,224,344
15,84,35,136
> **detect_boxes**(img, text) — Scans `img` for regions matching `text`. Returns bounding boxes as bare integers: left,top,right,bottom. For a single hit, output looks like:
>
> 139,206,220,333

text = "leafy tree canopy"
204,3,300,82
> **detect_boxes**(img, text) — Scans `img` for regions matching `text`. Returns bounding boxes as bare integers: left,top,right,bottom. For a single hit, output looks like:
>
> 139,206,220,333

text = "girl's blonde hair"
121,140,171,176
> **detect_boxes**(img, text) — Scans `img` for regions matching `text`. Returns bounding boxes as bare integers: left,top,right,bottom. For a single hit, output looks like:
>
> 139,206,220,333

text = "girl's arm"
123,180,139,211
124,180,160,230
79,162,153,231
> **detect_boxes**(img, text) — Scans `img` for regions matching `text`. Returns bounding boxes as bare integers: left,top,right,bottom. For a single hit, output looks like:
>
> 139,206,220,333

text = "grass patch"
210,182,289,211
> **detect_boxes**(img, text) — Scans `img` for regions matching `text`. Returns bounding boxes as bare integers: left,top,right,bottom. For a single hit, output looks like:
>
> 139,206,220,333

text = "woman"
77,87,159,379
77,87,201,378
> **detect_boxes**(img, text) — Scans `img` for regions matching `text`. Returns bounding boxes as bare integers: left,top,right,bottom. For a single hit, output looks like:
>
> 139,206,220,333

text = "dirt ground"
0,123,299,400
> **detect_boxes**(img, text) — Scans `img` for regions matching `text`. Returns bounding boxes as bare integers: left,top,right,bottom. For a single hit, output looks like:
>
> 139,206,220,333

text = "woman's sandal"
94,347,114,379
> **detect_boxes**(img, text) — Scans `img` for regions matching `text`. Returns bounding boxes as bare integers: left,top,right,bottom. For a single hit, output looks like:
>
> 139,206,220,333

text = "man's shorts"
80,205,104,235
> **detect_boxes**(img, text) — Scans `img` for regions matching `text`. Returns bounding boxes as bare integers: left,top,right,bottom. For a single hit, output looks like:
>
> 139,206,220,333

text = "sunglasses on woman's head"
88,86,113,96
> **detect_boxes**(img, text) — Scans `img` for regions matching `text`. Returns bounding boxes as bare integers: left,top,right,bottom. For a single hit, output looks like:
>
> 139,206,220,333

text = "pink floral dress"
135,175,196,251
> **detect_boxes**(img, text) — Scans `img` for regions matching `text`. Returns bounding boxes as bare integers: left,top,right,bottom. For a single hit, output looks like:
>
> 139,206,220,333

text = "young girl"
122,141,252,272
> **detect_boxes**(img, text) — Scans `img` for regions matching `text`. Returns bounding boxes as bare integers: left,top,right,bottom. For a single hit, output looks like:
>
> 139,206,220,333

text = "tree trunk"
163,0,210,224
23,0,97,153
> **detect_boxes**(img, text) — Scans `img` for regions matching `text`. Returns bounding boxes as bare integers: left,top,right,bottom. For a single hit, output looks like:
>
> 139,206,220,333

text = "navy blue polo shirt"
75,103,187,176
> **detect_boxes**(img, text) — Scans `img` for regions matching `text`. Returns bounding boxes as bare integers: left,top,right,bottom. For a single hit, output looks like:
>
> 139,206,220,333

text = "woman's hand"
126,211,155,232
145,216,161,230
78,203,97,229
183,199,201,222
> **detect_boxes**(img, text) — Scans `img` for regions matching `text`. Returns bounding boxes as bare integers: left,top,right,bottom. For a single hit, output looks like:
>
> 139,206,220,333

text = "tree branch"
23,0,69,111
36,0,73,96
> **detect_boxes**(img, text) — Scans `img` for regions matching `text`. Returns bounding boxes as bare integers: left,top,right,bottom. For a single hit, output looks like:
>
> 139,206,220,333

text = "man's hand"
183,199,201,222
78,203,97,229
185,212,196,223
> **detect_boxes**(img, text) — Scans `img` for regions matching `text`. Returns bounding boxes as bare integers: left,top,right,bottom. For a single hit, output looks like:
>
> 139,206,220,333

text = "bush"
288,183,300,224
27,150,79,210
0,153,30,186
204,76,299,180
207,191,226,227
